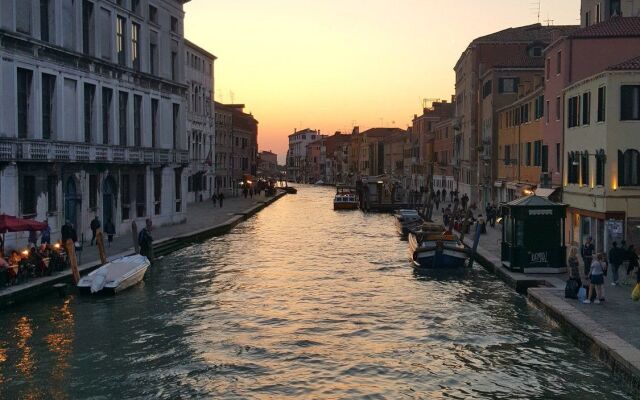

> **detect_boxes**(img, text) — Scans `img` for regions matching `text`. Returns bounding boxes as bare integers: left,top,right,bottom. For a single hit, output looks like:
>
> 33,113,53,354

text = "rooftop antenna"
530,0,541,23
543,13,554,26
229,90,235,104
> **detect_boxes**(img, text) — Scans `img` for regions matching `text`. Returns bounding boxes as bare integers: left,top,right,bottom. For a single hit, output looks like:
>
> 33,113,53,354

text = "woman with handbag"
584,253,607,304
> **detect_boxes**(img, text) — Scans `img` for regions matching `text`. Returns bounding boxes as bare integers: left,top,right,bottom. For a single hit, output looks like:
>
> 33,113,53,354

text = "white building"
286,128,319,183
0,0,190,249
563,56,640,253
185,40,215,203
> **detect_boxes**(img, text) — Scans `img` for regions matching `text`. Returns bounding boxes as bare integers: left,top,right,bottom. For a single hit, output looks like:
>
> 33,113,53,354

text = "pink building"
543,17,640,189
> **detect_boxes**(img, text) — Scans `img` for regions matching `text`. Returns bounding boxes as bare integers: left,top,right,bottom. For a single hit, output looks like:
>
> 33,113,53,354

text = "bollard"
96,229,107,265
132,220,139,254
65,239,80,284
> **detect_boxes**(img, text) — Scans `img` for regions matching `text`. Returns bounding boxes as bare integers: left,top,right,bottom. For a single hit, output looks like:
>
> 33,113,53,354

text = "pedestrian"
250,188,254,199
443,205,452,227
434,196,440,211
453,196,460,212
243,187,248,199
584,253,607,304
104,218,116,247
462,194,469,211
40,221,51,245
442,189,447,204
218,192,225,208
28,229,39,248
436,190,441,203
568,246,581,282
608,242,623,286
211,193,218,208
61,220,73,244
450,191,454,203
627,244,639,276
621,240,630,275
138,218,154,262
582,237,595,277
90,215,101,246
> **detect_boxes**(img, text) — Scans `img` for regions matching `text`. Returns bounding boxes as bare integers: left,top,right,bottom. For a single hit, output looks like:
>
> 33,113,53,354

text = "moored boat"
283,186,298,194
394,209,423,238
408,223,467,269
77,254,150,294
334,186,359,210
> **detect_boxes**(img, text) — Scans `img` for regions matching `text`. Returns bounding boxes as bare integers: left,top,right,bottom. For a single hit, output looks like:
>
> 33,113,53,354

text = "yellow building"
496,86,545,203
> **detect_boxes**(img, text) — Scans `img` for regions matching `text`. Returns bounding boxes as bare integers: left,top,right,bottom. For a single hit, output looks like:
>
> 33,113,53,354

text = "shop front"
567,208,625,255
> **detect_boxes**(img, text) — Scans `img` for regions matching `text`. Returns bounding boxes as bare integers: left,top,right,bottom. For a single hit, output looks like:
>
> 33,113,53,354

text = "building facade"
258,150,278,178
230,104,258,187
287,128,319,182
0,0,190,249
581,0,640,27
563,59,640,252
214,101,233,195
432,118,455,194
185,39,215,203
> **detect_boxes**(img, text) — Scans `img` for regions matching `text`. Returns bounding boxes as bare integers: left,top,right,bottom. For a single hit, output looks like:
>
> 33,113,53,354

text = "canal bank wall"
458,228,640,397
0,191,287,310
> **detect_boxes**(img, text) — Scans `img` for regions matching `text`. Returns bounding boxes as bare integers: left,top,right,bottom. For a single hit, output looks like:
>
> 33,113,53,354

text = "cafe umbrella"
0,214,48,252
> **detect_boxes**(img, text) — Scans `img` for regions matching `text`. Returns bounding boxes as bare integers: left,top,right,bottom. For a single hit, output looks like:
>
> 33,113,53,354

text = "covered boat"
394,209,423,238
77,254,150,294
408,223,467,269
334,186,359,210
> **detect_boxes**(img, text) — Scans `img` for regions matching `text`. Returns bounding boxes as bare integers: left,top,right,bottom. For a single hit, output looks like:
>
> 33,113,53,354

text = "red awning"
0,215,47,233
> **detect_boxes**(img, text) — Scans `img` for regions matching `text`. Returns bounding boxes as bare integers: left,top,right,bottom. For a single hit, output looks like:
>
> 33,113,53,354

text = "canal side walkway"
430,206,640,394
0,191,286,310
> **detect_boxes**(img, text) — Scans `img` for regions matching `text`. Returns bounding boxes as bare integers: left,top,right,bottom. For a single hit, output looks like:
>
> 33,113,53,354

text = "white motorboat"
77,254,150,294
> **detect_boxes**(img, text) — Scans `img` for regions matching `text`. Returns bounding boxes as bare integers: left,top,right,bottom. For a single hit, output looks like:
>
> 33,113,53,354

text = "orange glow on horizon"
184,0,580,163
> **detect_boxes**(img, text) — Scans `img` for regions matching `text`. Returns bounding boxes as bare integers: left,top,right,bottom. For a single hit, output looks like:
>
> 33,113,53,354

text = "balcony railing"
0,139,188,166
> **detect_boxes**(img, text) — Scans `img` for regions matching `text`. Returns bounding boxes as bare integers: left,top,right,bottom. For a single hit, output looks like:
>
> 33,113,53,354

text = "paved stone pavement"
431,201,640,349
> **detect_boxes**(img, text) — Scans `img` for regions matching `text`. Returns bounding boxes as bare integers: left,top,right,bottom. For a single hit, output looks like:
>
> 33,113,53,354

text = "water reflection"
0,186,634,399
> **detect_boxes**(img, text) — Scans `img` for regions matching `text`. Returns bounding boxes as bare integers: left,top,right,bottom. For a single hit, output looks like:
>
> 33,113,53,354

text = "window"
47,175,57,213
534,141,542,167
596,152,605,186
175,169,182,212
89,174,98,209
22,176,36,217
610,0,621,17
535,95,544,120
542,145,549,172
149,31,158,75
42,74,56,140
84,83,96,143
596,3,602,23
556,143,561,172
504,145,511,165
119,91,128,146
132,22,140,70
556,96,561,121
131,0,140,14
100,8,111,60
546,58,551,80
582,92,591,125
172,103,180,149
581,152,589,186
499,78,519,93
102,88,112,145
171,16,178,33
546,100,550,123
597,86,606,122
567,152,579,184
567,96,580,128
136,174,145,218
17,68,33,139
171,50,178,81
149,5,158,24
526,142,532,166
133,95,142,147
40,0,52,42
62,0,75,48
619,150,640,187
556,51,562,74
621,85,640,121
82,0,94,55
482,80,492,98
121,174,130,220
117,16,126,66
531,47,543,57
585,11,591,27
154,171,161,215
151,98,158,148
16,0,31,34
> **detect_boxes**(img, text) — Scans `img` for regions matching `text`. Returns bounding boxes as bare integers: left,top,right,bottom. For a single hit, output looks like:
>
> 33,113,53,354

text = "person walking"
568,246,581,283
104,218,115,247
582,237,595,277
609,242,623,286
584,253,607,304
90,215,101,246
627,244,639,276
442,189,447,204
218,192,225,208
211,193,218,208
28,229,39,248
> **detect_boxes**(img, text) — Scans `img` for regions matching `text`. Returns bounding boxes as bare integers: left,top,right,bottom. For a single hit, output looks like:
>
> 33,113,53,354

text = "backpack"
565,279,581,299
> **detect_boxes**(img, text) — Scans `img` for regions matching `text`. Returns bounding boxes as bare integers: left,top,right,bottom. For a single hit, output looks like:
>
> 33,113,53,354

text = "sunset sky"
184,0,580,163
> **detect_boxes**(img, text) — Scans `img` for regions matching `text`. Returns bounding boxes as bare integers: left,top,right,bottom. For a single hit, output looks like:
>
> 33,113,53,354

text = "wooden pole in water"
132,220,139,254
65,239,80,284
96,229,107,265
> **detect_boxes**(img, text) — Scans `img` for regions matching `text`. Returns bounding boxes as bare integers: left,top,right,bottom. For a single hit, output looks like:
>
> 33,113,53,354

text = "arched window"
619,149,640,186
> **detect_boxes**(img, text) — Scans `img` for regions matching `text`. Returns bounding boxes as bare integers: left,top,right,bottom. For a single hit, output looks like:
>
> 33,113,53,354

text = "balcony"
0,139,188,166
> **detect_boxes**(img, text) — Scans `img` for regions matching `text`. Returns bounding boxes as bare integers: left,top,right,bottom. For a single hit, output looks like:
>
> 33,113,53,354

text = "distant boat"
315,180,325,185
394,209,423,238
408,223,467,269
334,186,359,210
77,255,150,294
283,186,298,194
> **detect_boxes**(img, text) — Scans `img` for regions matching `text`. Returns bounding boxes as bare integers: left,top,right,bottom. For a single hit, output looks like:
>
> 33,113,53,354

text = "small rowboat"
77,254,150,294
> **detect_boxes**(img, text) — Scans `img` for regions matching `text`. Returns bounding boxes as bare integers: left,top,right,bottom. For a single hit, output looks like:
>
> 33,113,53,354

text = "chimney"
352,126,360,135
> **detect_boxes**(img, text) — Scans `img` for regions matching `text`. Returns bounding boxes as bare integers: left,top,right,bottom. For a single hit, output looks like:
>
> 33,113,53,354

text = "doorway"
103,176,117,227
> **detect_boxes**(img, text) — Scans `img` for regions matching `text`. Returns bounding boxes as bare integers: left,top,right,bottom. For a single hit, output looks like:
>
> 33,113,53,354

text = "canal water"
0,186,632,399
